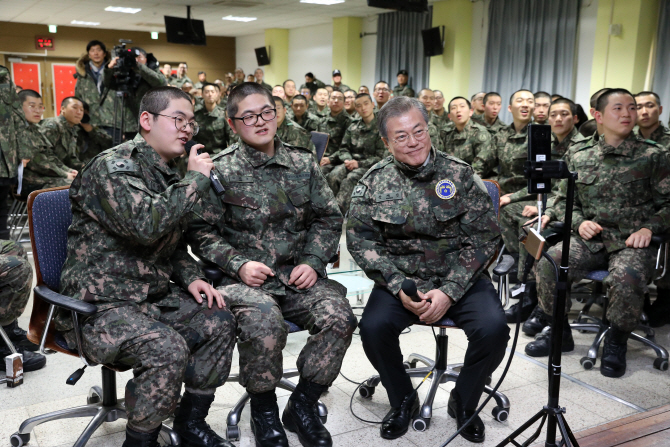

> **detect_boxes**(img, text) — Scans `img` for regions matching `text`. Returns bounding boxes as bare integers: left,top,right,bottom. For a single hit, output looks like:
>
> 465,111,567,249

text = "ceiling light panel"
300,0,346,5
222,15,257,22
71,20,101,26
105,6,142,14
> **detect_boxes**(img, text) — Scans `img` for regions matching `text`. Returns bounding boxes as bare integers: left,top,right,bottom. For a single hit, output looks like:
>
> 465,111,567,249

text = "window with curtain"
375,7,433,95
652,0,670,124
483,0,580,124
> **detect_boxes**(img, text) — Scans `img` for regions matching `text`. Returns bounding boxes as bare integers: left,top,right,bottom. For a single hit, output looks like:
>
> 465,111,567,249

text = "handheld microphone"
184,140,225,196
401,279,423,303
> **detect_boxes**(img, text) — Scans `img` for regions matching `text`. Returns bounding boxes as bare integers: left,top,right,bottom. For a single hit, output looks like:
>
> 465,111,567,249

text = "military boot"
2,321,38,351
648,288,670,328
172,391,233,447
0,342,46,372
522,305,550,337
249,390,288,447
601,326,629,378
122,425,161,447
524,317,574,357
282,380,331,447
505,281,537,323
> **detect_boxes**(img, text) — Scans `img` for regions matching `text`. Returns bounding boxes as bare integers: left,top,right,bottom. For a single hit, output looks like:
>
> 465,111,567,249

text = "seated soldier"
469,92,486,125
431,89,451,130
40,96,87,171
533,91,551,125
193,83,233,154
291,95,321,133
481,92,506,137
318,89,351,160
78,100,114,165
186,82,356,447
440,96,493,164
1,239,46,372
525,89,670,379
344,89,359,119
322,93,387,213
273,96,317,155
417,88,443,151
347,96,508,443
312,87,331,122
57,86,236,447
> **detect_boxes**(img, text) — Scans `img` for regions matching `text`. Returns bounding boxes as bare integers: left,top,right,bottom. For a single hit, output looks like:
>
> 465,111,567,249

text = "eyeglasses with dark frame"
230,108,277,126
148,112,199,136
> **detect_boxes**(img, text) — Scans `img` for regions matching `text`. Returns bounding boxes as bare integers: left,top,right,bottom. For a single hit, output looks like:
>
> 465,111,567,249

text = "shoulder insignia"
436,179,457,200
351,185,367,198
442,153,469,165
374,191,403,202
477,132,488,142
106,158,137,174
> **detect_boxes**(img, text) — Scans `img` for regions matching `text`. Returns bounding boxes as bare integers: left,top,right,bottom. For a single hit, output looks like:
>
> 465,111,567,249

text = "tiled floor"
2,238,670,447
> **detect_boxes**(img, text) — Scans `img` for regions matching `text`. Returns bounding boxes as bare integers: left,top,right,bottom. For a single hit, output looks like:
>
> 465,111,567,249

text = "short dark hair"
374,81,389,91
305,72,314,79
355,93,372,102
86,40,106,53
635,91,661,107
344,89,357,95
226,82,274,119
448,96,471,110
579,119,598,138
470,92,485,101
589,88,610,109
483,92,501,105
61,96,82,109
534,91,551,101
198,71,206,75
595,88,635,113
549,98,577,116
202,82,220,91
139,87,192,120
509,89,533,105
377,96,429,140
418,88,433,96
272,96,285,108
292,95,308,104
18,89,41,103
283,79,295,88
316,87,329,97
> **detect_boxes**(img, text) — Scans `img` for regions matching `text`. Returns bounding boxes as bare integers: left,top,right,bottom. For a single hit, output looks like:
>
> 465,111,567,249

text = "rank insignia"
435,179,456,200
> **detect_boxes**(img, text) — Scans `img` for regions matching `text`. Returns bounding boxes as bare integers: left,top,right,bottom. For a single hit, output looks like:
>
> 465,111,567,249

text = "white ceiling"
0,0,419,37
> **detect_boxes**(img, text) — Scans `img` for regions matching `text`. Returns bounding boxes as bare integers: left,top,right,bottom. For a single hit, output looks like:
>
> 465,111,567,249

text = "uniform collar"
648,124,670,141
598,132,638,156
240,137,291,168
393,146,437,181
132,133,176,176
454,119,474,135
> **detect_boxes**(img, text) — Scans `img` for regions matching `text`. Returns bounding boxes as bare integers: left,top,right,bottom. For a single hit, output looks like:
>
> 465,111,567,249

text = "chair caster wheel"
492,406,509,422
653,358,669,371
226,426,240,441
412,417,429,431
359,385,375,399
10,433,30,447
580,357,595,370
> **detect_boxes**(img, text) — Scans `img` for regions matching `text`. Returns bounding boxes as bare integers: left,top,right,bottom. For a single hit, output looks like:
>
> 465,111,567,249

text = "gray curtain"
653,0,670,124
375,7,432,94
483,0,580,124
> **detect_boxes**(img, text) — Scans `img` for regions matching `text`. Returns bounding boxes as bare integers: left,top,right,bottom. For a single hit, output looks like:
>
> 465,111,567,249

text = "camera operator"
103,45,167,140
74,40,116,137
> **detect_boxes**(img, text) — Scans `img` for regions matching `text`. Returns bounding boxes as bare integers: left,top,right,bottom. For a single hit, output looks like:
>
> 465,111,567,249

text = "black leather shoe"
122,426,161,447
172,392,233,447
0,344,46,372
2,321,38,352
380,391,419,440
524,322,574,357
250,400,288,447
522,305,549,337
282,398,331,447
447,390,485,443
601,327,629,378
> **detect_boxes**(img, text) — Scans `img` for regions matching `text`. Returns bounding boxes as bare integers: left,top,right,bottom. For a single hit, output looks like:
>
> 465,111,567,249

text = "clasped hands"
399,288,454,324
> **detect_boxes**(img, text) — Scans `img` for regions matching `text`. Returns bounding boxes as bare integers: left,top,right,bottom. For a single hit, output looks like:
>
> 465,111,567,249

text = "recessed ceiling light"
48,24,57,33
71,20,101,26
151,32,159,39
222,15,257,22
300,0,345,5
105,6,142,14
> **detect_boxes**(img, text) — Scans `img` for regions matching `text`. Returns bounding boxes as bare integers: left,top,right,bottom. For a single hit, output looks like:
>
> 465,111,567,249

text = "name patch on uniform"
228,175,254,183
374,191,403,202
106,159,136,173
435,179,456,200
352,185,367,198
288,173,311,181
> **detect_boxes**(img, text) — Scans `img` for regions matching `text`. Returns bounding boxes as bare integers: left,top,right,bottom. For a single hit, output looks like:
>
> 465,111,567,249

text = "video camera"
111,39,140,92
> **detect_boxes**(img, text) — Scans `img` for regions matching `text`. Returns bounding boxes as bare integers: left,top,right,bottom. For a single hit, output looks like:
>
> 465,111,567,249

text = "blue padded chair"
358,179,514,431
10,187,179,447
310,131,330,163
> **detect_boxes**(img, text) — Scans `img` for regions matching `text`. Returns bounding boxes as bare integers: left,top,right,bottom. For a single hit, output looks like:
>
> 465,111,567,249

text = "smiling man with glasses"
346,96,507,443
185,82,356,447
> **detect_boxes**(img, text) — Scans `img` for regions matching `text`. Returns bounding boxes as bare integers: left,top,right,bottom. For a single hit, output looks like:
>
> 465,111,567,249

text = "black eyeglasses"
149,112,199,136
230,108,277,126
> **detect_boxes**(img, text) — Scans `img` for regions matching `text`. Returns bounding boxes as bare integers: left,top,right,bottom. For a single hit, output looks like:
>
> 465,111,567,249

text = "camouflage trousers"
0,240,33,326
326,165,368,213
536,236,656,332
217,278,357,394
500,200,537,277
80,290,236,432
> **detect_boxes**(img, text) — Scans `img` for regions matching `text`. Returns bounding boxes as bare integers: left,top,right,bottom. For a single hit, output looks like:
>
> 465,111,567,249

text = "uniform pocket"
615,172,652,205
221,187,261,209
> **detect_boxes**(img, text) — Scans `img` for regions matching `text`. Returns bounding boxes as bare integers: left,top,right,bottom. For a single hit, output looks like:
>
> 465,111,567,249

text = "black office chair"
9,187,179,447
310,131,330,162
357,179,514,431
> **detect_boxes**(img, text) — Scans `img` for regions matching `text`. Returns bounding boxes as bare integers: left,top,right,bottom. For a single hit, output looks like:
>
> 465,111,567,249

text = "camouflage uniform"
332,83,350,93
538,134,670,331
325,116,387,212
193,104,232,154
431,109,450,130
0,240,33,326
77,125,113,165
318,110,351,157
40,116,85,170
21,122,73,195
346,148,507,410
482,117,507,137
169,75,193,89
59,134,236,432
293,111,322,133
439,119,493,164
313,106,330,123
186,138,356,393
428,121,443,152
276,118,316,155
471,111,485,126
258,81,273,92
392,85,415,98
300,78,326,97
638,124,670,150
74,54,117,129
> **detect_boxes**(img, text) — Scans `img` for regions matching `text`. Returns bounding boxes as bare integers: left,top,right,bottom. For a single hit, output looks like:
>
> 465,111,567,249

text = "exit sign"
36,36,54,50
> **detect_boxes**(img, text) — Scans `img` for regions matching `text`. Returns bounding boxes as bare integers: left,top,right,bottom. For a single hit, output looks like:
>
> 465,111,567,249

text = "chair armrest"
493,254,515,277
34,285,98,316
652,233,670,245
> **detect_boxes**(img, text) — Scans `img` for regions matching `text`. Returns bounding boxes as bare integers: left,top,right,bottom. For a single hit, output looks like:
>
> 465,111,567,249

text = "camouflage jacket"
471,111,485,125
0,65,30,181
193,104,232,154
59,134,211,318
40,116,84,170
74,54,117,128
328,117,386,168
318,110,351,156
431,110,451,130
428,121,443,152
439,119,493,166
313,106,330,123
333,83,350,93
258,81,273,92
392,85,415,98
346,148,500,301
637,124,670,150
169,74,193,88
186,138,343,295
482,116,506,136
472,122,531,200
548,133,670,254
277,118,316,155
300,78,326,96
78,125,114,165
21,122,71,185
293,111,322,133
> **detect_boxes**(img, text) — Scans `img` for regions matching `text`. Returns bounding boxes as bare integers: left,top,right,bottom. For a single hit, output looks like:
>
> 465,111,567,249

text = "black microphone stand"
497,160,580,447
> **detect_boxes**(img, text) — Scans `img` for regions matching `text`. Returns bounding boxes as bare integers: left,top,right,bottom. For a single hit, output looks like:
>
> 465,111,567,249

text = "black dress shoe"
172,392,233,447
0,344,46,372
380,392,420,440
250,401,289,447
447,390,485,443
505,281,537,323
282,398,332,447
524,321,574,357
2,321,38,352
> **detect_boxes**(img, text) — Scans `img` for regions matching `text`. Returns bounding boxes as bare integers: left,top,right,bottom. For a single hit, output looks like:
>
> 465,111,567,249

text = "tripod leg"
555,413,580,447
495,409,547,447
